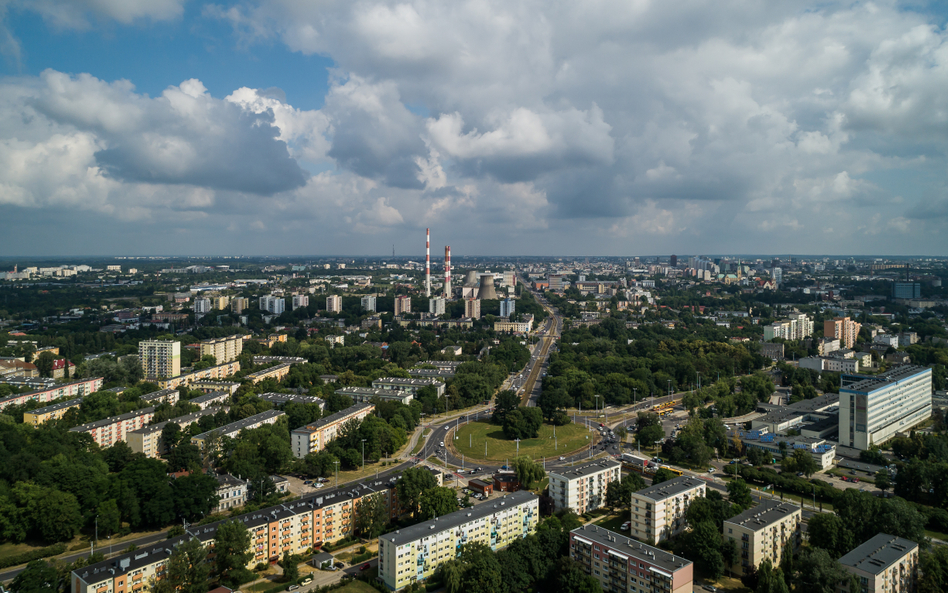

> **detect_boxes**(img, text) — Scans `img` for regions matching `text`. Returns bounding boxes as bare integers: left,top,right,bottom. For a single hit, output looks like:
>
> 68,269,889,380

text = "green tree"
875,469,891,495
439,559,464,593
726,479,753,509
397,467,438,517
806,513,854,559
10,560,59,593
680,521,724,578
614,426,628,441
33,352,56,378
172,473,220,521
554,556,601,593
280,552,300,583
355,492,388,538
13,482,83,543
605,473,647,510
755,558,790,593
213,520,253,587
97,499,122,538
792,547,857,593
458,542,502,592
637,424,664,447
503,407,543,439
514,456,546,489
651,468,677,485
420,487,459,519
919,546,948,593
492,390,520,425
782,449,818,477
152,537,210,593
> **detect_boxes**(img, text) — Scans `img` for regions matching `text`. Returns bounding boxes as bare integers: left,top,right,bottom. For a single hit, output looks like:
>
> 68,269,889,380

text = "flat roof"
129,406,228,436
632,476,705,502
291,403,374,433
550,459,621,480
336,386,413,399
26,398,81,414
570,524,692,574
192,410,284,440
724,500,800,531
371,377,441,386
258,392,326,406
379,490,537,547
142,388,178,401
69,407,155,431
247,363,292,377
838,533,918,575
842,365,931,394
190,391,231,404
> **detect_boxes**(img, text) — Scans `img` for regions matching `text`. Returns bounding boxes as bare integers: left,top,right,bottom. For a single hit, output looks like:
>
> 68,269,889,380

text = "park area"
451,420,595,463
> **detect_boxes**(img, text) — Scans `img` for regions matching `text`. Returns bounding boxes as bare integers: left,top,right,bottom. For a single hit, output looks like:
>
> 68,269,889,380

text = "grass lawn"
411,429,431,455
452,420,594,462
595,513,630,534
926,529,948,542
335,580,378,593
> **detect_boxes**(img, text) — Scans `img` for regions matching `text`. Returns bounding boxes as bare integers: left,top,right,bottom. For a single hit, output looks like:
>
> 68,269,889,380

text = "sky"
1,1,947,257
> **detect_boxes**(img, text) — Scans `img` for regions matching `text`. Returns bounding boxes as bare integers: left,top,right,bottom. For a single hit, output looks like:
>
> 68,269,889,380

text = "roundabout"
449,419,598,463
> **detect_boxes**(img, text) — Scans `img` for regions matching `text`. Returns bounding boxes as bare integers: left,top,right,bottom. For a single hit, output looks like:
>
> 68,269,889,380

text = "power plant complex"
422,230,499,301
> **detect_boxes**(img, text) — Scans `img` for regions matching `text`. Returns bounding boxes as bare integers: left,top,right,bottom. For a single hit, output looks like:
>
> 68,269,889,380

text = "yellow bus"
659,465,683,476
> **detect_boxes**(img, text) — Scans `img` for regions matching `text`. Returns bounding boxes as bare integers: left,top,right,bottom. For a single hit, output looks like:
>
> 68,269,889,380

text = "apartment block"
335,386,415,404
194,297,211,314
259,295,286,315
141,388,179,406
503,271,516,287
191,381,240,395
191,410,285,450
361,295,377,312
723,500,802,577
258,392,326,409
198,335,243,364
825,317,862,350
231,296,249,314
429,297,445,316
839,365,932,450
23,398,81,425
253,356,306,365
837,533,918,593
157,361,240,390
326,295,342,313
69,407,156,448
292,295,309,311
548,459,621,514
629,477,707,544
500,298,515,318
127,406,229,458
291,403,375,458
394,295,411,316
189,390,232,409
371,377,446,397
0,377,103,411
246,362,292,384
569,524,694,593
379,491,539,591
138,339,181,379
210,295,230,310
763,313,814,342
464,298,480,319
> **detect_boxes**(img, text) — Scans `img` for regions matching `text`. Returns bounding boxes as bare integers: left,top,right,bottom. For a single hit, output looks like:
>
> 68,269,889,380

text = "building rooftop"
141,388,178,402
632,476,705,501
26,398,81,414
129,406,229,436
258,392,326,406
246,363,292,378
335,386,413,399
550,459,621,480
838,533,918,575
192,410,284,440
724,499,800,531
380,490,537,547
570,524,692,574
372,377,442,387
190,391,231,405
842,365,931,394
69,407,156,432
292,403,374,434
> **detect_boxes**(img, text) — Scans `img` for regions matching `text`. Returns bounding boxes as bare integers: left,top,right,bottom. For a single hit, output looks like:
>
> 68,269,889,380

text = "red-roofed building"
51,358,76,379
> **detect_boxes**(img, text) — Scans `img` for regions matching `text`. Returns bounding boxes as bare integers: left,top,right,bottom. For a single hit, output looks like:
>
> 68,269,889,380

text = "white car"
440,441,444,447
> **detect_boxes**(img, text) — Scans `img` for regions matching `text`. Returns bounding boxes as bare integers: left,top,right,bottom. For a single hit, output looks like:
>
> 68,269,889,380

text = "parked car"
303,480,313,485
361,563,371,571
559,456,566,461
621,521,630,531
440,441,444,447
708,468,715,473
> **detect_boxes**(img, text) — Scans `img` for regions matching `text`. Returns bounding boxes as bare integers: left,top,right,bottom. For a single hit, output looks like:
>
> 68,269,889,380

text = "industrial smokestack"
425,228,431,297
478,274,498,300
444,246,452,299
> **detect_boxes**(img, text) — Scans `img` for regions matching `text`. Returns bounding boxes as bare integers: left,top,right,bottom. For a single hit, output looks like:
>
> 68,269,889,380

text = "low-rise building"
548,459,621,514
141,388,179,405
191,381,240,395
23,398,82,425
214,473,249,513
191,410,285,451
157,361,240,390
723,500,802,577
291,403,375,458
629,476,707,544
569,524,694,593
246,362,293,384
740,433,837,469
378,491,539,591
837,533,919,593
0,377,103,410
371,377,445,397
258,392,326,409
69,407,156,448
335,386,415,404
189,390,232,410
127,406,229,458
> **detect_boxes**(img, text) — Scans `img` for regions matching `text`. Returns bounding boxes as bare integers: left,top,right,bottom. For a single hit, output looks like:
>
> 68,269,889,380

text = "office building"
569,525,693,593
23,398,82,425
191,410,285,450
394,295,411,316
429,297,445,316
69,407,156,448
629,476,706,544
741,434,836,469
127,407,228,458
198,335,243,364
231,297,249,314
723,500,802,577
548,459,621,514
259,295,286,315
138,339,181,380
326,295,342,313
292,295,310,310
291,403,375,458
839,365,932,450
378,491,539,591
825,316,862,349
500,298,515,318
464,298,481,319
892,282,921,300
361,294,377,312
837,533,918,593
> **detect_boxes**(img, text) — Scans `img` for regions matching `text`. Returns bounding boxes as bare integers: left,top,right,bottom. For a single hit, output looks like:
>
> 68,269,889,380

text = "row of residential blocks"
71,467,445,593
0,377,103,411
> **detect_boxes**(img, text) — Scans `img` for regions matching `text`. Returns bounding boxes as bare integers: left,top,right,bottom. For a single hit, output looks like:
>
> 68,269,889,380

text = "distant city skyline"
1,2,947,256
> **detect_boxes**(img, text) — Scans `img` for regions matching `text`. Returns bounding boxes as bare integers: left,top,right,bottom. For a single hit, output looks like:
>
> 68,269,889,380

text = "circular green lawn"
451,419,596,463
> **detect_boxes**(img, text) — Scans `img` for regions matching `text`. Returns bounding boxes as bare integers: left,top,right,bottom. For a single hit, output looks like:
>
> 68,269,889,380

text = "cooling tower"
464,270,479,286
477,274,498,300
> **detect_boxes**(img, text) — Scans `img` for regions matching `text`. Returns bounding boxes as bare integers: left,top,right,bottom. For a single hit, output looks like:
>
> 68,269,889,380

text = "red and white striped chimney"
444,246,452,298
425,228,431,297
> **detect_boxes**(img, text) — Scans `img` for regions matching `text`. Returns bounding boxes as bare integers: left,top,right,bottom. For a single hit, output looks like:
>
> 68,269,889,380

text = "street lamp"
594,394,600,418
515,438,521,457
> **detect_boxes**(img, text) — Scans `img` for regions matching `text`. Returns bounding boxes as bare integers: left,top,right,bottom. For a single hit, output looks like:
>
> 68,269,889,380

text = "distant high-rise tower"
465,298,481,319
326,295,342,313
394,295,411,316
430,297,445,316
425,228,431,297
670,255,677,267
444,246,452,299
500,298,515,318
361,295,377,312
139,340,181,380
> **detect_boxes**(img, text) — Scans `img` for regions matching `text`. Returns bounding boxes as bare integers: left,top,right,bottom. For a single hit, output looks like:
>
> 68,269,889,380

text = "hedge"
723,464,840,503
0,543,68,569
321,536,360,552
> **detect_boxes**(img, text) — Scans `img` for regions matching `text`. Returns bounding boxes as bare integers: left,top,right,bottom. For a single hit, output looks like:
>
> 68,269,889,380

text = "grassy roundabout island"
451,419,596,463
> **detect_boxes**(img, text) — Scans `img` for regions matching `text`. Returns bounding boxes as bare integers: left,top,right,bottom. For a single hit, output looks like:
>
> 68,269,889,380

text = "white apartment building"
259,295,286,315
138,339,181,380
629,477,707,544
326,295,342,313
874,334,900,349
723,500,802,577
394,295,411,315
199,335,243,364
193,297,212,314
429,297,445,316
292,295,310,310
291,403,375,458
361,294,377,312
548,459,621,514
837,533,918,593
839,365,932,450
378,491,539,591
503,270,516,287
763,313,813,341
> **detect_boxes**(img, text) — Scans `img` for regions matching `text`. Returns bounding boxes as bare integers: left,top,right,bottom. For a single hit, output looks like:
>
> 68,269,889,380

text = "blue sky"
0,1,947,257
